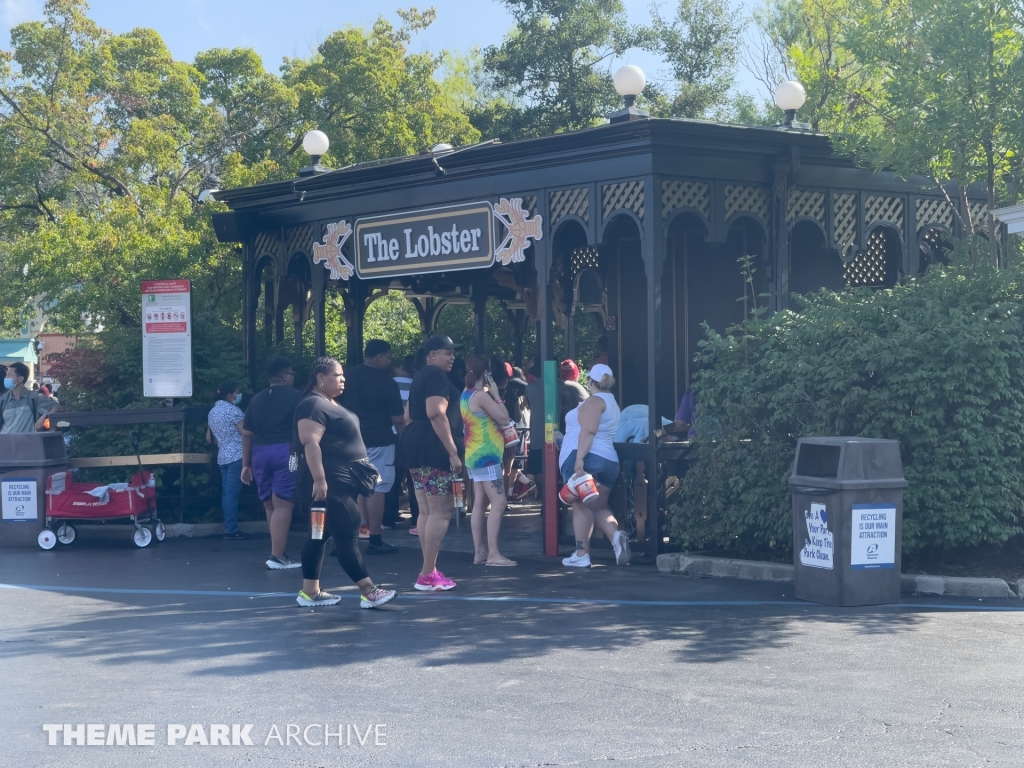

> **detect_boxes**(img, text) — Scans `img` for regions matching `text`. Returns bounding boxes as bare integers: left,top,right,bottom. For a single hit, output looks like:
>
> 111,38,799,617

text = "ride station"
210,89,989,562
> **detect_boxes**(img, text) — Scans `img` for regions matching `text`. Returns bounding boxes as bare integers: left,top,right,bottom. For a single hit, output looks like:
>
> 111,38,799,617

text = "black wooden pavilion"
212,115,987,559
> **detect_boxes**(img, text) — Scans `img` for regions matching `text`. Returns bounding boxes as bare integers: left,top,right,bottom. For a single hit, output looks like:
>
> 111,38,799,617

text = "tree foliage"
649,0,744,119
751,0,1024,262
480,0,653,139
0,1,479,409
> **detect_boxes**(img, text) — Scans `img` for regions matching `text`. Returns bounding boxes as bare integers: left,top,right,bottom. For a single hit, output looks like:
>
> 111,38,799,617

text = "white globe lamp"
302,130,330,163
613,65,646,108
774,81,807,125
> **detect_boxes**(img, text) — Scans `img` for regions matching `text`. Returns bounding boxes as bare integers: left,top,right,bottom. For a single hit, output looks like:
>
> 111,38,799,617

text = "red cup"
501,421,520,447
569,473,600,504
452,479,465,510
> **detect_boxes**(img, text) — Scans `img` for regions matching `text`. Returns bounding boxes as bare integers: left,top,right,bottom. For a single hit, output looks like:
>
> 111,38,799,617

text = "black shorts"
527,449,544,476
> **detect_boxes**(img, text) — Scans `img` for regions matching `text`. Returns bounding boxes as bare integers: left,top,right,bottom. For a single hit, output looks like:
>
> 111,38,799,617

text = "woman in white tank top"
558,364,631,568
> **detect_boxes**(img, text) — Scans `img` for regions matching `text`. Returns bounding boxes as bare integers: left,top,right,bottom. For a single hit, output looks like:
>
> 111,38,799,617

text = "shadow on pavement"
0,536,936,676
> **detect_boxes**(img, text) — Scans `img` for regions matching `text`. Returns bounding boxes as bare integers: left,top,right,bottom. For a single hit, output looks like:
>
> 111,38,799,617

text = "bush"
670,262,1024,556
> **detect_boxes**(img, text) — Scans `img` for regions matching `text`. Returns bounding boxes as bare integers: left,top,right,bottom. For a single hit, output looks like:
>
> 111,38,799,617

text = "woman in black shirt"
396,335,465,592
295,357,396,609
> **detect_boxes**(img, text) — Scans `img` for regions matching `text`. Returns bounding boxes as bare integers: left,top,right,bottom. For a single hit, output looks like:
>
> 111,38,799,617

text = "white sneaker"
266,555,300,570
612,531,631,566
562,551,591,568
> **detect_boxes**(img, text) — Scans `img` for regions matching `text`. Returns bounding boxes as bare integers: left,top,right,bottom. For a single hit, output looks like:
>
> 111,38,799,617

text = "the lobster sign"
313,198,543,281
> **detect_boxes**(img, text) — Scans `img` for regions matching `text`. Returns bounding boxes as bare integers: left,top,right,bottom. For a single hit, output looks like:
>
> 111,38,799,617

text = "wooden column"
241,242,257,387
312,263,326,357
772,159,791,312
643,174,666,560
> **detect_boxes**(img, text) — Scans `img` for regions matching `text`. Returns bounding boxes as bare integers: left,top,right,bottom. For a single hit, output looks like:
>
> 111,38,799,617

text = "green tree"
0,1,482,382
481,0,653,139
281,9,480,166
649,0,744,119
753,0,1024,264
834,0,1024,264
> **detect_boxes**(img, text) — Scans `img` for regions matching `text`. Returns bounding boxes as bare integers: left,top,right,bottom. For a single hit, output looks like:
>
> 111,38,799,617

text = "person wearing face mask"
206,381,247,539
0,362,53,434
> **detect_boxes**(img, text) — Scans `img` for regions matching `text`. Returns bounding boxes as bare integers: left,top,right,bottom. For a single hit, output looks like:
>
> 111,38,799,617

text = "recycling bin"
0,433,69,548
789,437,907,606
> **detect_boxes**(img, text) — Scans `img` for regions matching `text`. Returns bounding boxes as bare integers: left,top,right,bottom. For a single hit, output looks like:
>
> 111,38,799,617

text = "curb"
166,521,269,538
656,553,794,583
72,521,271,540
657,553,1020,599
901,574,1017,599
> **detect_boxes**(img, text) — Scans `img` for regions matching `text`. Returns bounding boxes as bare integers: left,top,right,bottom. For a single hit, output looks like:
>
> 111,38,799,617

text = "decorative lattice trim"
970,202,990,233
787,189,826,226
915,198,955,234
602,180,644,221
661,180,709,221
549,188,589,224
571,246,600,279
865,195,904,229
254,231,279,259
724,184,769,222
833,193,858,248
286,224,314,257
845,229,890,287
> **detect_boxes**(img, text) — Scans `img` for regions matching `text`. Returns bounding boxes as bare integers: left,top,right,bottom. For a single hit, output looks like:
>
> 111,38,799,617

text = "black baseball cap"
424,334,464,352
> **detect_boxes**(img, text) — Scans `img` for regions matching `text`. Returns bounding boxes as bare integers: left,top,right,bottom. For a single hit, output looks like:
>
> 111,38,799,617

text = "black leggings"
300,490,370,584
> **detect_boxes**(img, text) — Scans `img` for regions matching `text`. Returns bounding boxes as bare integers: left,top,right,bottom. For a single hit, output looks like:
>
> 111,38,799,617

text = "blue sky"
2,0,765,97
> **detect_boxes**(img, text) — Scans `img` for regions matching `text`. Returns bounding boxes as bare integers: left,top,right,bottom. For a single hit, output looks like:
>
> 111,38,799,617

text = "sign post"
142,279,193,398
543,360,558,556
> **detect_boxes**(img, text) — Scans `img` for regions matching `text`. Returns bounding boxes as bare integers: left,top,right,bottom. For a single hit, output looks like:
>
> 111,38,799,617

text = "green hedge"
669,263,1024,555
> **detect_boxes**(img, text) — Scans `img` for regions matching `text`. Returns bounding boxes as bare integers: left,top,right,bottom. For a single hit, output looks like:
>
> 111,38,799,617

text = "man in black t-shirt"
340,340,405,555
241,356,303,568
396,335,465,591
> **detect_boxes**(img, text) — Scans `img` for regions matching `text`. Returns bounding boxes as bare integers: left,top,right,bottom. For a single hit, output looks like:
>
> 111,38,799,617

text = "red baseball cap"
558,359,579,381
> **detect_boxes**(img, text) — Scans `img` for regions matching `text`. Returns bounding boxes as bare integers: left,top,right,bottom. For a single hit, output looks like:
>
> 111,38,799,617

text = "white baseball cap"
588,363,614,382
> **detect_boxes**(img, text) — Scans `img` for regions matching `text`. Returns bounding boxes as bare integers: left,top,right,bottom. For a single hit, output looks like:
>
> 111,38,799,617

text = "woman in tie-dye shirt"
460,356,517,566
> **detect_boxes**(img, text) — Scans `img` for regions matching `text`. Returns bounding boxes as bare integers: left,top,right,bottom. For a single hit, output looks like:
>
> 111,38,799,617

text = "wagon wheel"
38,529,57,550
57,524,77,545
152,520,166,542
133,526,153,548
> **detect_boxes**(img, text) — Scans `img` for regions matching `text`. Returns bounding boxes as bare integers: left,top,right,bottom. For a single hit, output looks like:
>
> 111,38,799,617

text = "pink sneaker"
358,525,370,539
408,526,419,536
414,570,456,591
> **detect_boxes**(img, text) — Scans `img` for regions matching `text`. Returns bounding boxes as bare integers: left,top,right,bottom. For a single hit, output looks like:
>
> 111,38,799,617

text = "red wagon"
40,470,165,549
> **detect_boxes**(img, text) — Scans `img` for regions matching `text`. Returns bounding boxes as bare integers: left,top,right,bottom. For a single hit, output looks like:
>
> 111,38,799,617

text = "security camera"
198,189,219,203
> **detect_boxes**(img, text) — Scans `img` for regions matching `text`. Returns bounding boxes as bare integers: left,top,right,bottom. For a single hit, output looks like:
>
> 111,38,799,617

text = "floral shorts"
409,467,458,497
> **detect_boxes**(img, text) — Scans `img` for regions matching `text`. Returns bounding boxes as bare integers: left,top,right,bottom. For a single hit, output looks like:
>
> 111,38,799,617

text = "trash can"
789,437,907,606
0,433,69,548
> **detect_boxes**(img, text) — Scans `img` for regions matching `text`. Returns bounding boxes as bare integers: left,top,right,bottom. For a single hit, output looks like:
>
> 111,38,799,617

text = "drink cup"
558,483,577,505
569,472,600,504
452,479,465,510
310,506,326,540
501,421,520,448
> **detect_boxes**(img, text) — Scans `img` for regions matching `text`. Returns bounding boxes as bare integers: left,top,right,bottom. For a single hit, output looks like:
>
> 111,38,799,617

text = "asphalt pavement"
1,531,1022,767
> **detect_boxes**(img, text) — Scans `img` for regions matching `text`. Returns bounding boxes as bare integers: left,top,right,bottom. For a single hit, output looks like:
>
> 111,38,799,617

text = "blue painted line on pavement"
2,582,1024,611
0,583,290,599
